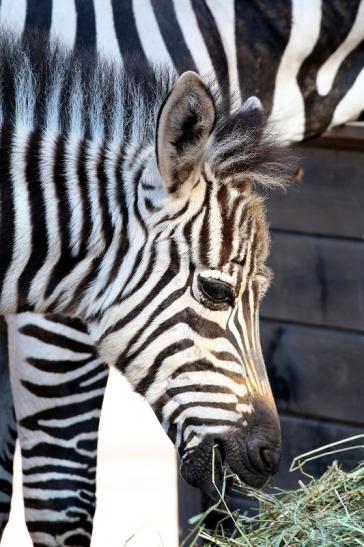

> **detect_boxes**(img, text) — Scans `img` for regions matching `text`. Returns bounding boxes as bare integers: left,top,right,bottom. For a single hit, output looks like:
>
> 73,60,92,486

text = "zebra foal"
0,29,291,543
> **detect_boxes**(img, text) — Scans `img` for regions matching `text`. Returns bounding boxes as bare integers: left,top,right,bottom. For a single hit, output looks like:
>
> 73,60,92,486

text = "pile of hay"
186,436,364,546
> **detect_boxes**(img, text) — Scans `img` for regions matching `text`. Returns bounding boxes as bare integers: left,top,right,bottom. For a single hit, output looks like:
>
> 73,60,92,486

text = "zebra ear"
156,71,215,193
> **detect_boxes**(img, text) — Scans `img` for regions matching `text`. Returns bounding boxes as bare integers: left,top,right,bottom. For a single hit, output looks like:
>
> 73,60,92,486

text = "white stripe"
164,392,238,417
50,0,77,49
94,0,122,62
133,0,174,68
269,0,322,142
0,0,26,33
64,136,84,256
169,371,247,400
175,405,240,424
23,471,95,484
317,0,364,95
183,424,235,442
173,0,215,79
330,67,364,128
206,0,241,102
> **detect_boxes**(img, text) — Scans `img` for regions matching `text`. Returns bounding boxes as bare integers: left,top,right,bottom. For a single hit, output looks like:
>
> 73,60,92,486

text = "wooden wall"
178,128,364,536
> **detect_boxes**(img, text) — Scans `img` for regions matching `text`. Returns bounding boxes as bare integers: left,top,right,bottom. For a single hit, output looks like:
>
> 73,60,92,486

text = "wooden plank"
261,233,364,332
265,146,364,239
304,124,364,152
261,320,364,424
271,415,364,490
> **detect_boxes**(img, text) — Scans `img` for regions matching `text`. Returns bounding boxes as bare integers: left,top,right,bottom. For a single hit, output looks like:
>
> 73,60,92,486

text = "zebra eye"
198,276,234,307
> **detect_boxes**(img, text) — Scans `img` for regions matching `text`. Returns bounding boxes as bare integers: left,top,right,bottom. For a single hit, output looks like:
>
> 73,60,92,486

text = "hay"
185,436,364,547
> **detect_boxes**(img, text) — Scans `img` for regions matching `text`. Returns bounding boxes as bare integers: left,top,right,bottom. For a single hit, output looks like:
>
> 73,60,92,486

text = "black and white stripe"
0,0,362,139
6,314,108,546
0,1,363,544
0,24,290,533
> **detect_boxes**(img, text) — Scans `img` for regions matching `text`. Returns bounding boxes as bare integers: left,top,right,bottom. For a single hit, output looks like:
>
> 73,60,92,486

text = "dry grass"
184,435,364,547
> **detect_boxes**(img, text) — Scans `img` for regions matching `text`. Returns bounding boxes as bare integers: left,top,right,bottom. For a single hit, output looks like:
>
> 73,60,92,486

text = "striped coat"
0,1,363,546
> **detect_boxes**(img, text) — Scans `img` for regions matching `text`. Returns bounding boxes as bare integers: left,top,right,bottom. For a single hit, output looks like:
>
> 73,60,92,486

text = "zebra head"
93,71,291,497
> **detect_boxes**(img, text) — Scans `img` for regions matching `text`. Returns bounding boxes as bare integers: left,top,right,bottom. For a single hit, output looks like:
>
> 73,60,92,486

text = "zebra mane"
208,94,294,190
0,29,175,145
0,29,292,188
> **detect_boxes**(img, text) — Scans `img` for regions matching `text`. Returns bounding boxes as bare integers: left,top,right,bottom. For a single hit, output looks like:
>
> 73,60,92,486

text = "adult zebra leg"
6,313,109,547
0,317,17,538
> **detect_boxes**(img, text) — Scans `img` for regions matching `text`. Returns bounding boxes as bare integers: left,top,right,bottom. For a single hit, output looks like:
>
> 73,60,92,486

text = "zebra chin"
178,399,281,499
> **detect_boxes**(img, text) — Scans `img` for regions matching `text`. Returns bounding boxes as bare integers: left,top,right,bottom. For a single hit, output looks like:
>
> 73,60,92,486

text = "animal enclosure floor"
2,368,178,547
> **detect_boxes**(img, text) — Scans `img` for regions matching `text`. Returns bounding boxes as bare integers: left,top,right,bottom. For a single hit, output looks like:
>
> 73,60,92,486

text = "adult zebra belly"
0,0,362,141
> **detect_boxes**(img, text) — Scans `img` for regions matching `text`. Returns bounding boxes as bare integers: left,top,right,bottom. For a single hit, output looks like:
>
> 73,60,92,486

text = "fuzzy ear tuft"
156,71,215,193
239,96,265,130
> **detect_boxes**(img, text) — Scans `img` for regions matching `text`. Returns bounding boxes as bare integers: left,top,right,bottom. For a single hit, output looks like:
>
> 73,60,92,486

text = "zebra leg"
0,317,17,538
6,313,109,547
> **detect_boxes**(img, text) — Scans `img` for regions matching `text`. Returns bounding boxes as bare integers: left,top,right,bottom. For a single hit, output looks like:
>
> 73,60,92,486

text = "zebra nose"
244,398,281,477
247,439,281,475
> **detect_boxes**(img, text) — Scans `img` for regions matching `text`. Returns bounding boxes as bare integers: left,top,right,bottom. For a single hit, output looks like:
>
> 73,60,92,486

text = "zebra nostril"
247,439,281,476
259,447,276,473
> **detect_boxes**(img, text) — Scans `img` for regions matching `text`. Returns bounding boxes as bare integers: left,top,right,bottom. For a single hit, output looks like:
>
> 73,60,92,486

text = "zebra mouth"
179,425,280,499
179,437,234,500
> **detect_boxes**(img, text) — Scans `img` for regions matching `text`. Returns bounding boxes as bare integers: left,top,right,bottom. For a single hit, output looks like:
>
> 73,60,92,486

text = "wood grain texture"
261,233,364,332
304,124,364,152
265,146,364,239
262,320,364,424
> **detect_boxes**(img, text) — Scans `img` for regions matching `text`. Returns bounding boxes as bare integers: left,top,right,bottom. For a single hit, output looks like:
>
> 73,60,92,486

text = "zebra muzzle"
179,398,281,499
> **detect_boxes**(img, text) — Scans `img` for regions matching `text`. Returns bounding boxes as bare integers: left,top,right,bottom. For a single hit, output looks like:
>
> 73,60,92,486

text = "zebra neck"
0,122,143,317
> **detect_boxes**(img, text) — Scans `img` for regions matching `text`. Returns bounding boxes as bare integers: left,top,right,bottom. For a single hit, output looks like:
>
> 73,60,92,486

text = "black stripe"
45,314,89,332
192,0,230,104
151,0,198,74
234,0,291,115
22,364,107,397
22,463,94,477
96,142,129,299
297,0,363,138
21,442,94,464
0,125,14,303
17,129,48,311
120,307,226,373
26,520,92,545
25,0,52,32
136,340,194,395
27,356,99,374
97,145,113,248
75,0,97,52
172,359,245,383
21,413,102,441
167,385,235,397
102,239,180,340
77,140,92,256
199,179,213,266
114,242,157,305
111,0,148,64
19,324,95,354
167,401,239,433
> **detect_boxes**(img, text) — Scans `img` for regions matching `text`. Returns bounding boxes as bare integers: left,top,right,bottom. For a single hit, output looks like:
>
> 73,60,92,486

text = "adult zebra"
0,1,363,545
0,25,292,546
